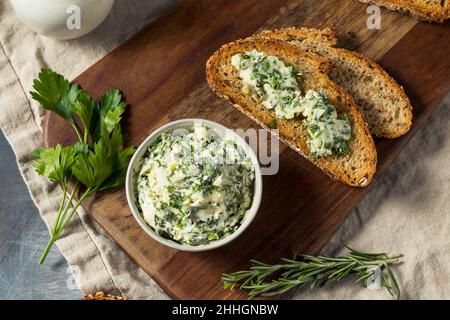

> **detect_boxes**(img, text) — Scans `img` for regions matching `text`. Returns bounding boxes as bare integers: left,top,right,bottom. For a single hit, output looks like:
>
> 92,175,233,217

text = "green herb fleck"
268,119,277,129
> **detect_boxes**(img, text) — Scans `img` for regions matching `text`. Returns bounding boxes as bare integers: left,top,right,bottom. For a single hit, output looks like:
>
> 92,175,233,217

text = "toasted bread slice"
357,0,450,22
206,39,377,187
258,28,413,138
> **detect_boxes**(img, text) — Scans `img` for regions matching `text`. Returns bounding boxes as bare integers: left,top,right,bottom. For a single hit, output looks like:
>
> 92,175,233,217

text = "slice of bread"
257,28,413,138
206,39,377,187
357,0,450,22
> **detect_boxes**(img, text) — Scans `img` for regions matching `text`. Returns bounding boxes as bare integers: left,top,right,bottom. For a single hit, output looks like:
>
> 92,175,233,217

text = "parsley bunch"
30,69,135,264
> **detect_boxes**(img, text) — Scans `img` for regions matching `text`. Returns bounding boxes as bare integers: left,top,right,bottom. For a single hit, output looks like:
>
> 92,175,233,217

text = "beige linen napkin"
0,0,448,299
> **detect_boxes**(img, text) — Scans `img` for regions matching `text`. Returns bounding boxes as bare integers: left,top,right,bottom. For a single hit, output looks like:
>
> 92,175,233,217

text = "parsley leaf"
97,125,136,191
94,89,127,140
30,69,79,122
72,139,114,190
98,145,136,191
73,91,95,143
73,141,89,155
32,145,76,185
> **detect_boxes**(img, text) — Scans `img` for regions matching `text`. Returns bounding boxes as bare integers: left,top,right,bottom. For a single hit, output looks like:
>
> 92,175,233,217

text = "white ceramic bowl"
126,119,263,251
9,0,115,40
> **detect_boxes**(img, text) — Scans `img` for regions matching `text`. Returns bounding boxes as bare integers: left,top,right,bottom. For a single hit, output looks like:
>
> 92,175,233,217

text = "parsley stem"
70,121,83,144
55,183,79,233
55,188,92,239
83,130,89,145
38,182,79,265
38,238,56,265
52,183,67,233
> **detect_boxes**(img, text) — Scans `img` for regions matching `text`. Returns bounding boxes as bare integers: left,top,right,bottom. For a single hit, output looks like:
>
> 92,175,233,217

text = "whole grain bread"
206,39,377,187
257,27,413,138
357,0,450,22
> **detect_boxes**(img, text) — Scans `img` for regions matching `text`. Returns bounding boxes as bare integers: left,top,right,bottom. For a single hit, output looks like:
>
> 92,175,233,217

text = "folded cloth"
0,0,448,300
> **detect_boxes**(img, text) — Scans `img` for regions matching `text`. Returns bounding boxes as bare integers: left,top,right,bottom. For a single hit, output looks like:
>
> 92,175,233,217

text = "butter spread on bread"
231,50,352,158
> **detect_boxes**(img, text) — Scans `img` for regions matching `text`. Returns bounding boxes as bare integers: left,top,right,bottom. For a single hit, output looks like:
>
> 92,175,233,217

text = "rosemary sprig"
222,246,403,299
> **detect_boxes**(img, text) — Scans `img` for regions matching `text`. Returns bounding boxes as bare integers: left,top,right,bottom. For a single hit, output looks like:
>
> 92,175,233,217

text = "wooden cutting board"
43,0,450,299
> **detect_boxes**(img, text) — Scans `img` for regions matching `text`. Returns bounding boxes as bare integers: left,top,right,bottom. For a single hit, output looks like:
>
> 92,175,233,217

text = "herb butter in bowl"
126,119,262,251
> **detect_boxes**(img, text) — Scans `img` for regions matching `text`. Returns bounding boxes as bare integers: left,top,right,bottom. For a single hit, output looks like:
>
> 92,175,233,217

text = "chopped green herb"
268,119,277,129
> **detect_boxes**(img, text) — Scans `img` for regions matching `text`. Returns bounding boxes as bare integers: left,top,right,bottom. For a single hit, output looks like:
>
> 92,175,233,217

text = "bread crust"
257,27,413,138
206,38,377,187
357,0,450,22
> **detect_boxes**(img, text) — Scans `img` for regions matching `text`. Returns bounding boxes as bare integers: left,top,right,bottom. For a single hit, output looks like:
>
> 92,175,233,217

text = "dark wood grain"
43,0,450,299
